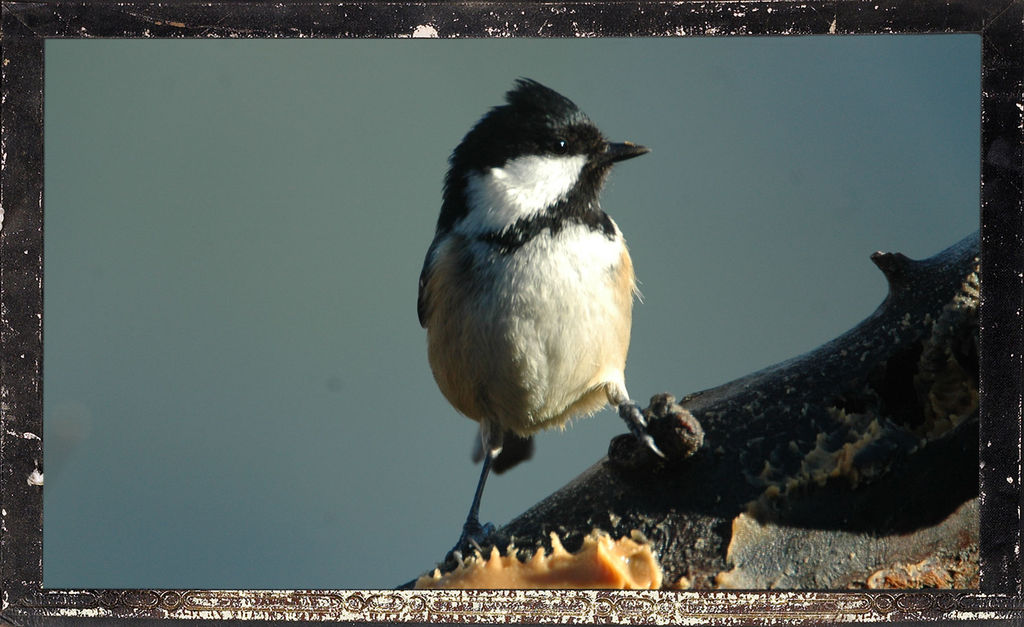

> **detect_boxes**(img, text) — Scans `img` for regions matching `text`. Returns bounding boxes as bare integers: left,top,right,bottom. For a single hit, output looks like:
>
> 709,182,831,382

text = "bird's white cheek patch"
458,154,588,236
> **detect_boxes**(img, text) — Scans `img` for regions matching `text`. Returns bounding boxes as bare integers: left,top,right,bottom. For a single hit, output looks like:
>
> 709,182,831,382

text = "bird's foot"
618,401,666,458
445,519,495,564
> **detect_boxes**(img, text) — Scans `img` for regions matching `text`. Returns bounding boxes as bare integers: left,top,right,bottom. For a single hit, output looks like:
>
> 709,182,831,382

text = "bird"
417,78,660,559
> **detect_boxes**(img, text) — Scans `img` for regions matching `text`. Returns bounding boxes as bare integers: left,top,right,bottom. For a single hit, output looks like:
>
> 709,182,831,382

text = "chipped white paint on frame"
27,468,44,486
411,23,439,38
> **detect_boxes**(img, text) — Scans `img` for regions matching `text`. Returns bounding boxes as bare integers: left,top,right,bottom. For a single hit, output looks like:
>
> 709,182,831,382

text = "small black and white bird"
417,78,660,557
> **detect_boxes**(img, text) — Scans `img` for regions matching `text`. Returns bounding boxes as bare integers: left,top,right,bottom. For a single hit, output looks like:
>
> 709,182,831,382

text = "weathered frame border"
1,1,1022,623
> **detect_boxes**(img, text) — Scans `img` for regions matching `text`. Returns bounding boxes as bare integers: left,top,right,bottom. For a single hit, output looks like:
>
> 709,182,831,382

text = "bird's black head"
451,78,599,172
436,78,649,235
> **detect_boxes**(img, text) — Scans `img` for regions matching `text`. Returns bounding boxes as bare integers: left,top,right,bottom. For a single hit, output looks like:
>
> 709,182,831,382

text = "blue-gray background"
43,35,980,589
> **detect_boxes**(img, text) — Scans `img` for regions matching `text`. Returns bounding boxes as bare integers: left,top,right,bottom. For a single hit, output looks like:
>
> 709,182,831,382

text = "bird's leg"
606,383,666,458
447,431,500,562
462,450,495,540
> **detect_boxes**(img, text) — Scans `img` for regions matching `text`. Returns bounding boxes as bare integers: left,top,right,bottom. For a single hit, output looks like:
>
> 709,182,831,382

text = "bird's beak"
603,141,650,164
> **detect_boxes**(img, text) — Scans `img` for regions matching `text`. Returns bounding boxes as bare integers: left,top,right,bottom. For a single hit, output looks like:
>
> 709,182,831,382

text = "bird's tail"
471,428,535,474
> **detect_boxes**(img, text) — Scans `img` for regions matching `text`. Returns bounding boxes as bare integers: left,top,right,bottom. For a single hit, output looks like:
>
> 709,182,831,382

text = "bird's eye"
552,138,569,154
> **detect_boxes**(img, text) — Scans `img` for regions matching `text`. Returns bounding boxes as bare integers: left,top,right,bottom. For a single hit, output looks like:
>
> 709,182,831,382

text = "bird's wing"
417,236,442,328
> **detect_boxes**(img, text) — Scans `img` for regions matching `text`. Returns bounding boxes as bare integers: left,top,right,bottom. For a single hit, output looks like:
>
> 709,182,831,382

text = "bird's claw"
446,520,495,563
619,401,666,458
639,432,666,458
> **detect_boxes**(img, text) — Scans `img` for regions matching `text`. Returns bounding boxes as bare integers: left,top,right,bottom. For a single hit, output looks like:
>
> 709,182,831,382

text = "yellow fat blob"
415,529,662,590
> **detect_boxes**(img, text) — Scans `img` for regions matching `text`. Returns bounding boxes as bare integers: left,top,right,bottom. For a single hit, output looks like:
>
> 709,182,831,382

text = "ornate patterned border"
10,588,1023,622
2,0,1022,623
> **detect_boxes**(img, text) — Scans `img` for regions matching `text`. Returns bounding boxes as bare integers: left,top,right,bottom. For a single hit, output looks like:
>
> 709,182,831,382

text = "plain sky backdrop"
43,34,980,589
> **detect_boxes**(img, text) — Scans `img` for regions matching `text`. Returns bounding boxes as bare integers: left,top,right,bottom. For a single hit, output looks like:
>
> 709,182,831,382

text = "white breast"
488,222,623,303
475,222,633,430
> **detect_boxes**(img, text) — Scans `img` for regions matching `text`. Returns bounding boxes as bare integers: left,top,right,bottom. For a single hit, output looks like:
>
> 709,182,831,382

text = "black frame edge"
1,0,46,611
0,0,1022,623
978,0,1024,597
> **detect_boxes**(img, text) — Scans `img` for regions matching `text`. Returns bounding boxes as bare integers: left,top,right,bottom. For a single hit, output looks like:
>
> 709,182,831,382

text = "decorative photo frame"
2,0,1022,623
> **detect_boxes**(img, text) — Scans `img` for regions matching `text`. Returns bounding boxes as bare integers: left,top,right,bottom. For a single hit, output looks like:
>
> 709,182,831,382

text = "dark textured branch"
408,232,980,589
